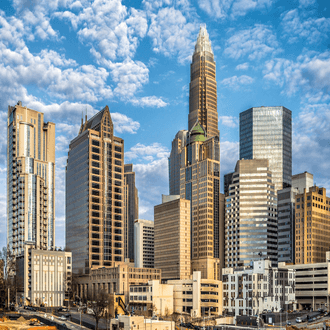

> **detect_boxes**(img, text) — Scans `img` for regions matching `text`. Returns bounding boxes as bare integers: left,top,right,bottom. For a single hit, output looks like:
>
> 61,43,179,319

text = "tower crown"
194,24,213,55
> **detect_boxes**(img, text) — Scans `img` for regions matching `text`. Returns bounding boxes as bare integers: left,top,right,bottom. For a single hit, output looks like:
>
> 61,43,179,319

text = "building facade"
295,186,330,264
225,159,277,267
76,261,161,303
134,219,154,269
7,101,55,256
17,244,72,307
66,106,125,274
239,106,292,193
222,259,295,316
124,164,139,261
154,196,191,281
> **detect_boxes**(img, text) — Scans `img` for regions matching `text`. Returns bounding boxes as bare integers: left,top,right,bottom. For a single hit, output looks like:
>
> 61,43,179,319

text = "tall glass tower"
7,101,55,255
239,106,292,192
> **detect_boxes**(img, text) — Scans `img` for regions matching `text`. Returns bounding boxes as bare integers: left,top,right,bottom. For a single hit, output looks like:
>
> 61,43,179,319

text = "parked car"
60,315,67,321
286,321,291,326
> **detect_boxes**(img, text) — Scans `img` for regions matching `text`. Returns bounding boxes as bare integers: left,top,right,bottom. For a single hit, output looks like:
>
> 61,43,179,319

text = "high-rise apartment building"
154,195,191,281
124,164,139,261
134,219,154,269
225,159,277,267
277,172,314,264
239,106,292,192
295,186,330,264
7,101,55,256
66,106,125,274
168,130,187,195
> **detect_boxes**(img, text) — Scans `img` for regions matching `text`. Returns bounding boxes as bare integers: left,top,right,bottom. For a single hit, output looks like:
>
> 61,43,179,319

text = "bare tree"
89,291,110,330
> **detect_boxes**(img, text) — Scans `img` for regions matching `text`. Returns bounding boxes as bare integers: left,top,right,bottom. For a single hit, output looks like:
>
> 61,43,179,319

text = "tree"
89,291,110,330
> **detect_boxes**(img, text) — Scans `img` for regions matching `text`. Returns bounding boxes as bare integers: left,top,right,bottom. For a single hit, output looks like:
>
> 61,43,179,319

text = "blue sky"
0,0,329,249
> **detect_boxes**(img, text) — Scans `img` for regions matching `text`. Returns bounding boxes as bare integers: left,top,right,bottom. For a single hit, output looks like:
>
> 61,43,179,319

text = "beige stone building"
66,106,125,274
110,315,174,330
76,260,161,303
154,195,190,281
134,219,154,269
17,243,72,307
295,185,330,264
7,101,55,256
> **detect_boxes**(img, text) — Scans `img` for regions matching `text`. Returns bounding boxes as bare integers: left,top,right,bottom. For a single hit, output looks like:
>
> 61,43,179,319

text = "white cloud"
263,51,330,99
111,112,140,134
219,115,238,128
130,96,168,108
147,7,198,63
235,62,249,70
220,140,239,187
197,0,274,19
281,9,330,44
298,0,316,7
221,75,254,89
224,24,281,61
125,143,170,161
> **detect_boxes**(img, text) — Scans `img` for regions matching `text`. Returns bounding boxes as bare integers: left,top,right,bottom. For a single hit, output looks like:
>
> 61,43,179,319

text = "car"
60,315,67,321
286,321,291,325
324,312,328,316
61,323,68,328
296,317,303,323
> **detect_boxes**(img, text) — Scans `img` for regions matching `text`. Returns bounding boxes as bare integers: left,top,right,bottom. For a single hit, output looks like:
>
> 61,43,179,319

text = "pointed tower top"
194,24,213,55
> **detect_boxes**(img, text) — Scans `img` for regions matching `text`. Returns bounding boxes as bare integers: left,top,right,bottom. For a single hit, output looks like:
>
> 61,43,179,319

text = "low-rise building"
281,251,330,310
17,244,72,307
222,259,295,316
168,271,222,317
110,315,174,330
76,260,161,303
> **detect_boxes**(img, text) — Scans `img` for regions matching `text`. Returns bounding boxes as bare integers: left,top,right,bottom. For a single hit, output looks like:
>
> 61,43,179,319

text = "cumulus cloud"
130,96,168,108
224,24,281,61
125,143,170,161
221,75,254,89
298,0,316,7
263,51,330,99
219,115,239,128
281,9,330,44
220,140,239,190
111,112,140,134
197,0,274,19
235,62,249,70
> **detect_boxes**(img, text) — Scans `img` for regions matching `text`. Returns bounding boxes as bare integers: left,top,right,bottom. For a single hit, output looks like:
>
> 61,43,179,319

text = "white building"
17,243,72,306
134,219,154,268
129,280,173,316
110,315,174,330
222,259,295,316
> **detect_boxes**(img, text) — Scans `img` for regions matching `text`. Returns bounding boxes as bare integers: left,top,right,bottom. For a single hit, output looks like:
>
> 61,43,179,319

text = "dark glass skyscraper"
239,106,292,192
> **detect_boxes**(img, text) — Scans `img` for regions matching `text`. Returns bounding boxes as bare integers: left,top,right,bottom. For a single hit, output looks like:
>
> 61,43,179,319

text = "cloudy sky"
0,0,329,249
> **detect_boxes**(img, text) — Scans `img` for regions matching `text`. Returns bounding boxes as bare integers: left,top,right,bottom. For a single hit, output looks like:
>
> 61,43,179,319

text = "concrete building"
76,260,161,304
295,185,330,264
239,106,292,193
225,159,277,267
110,315,174,330
154,196,191,281
124,164,139,261
277,172,314,264
281,252,330,310
169,130,188,196
168,271,222,317
222,259,295,316
17,244,72,307
7,101,55,255
134,220,154,269
129,280,174,316
66,106,125,274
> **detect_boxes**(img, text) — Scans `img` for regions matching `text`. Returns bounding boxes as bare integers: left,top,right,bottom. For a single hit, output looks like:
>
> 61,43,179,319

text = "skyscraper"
176,26,224,280
124,164,139,261
225,159,277,267
134,219,154,268
66,106,124,274
239,106,292,192
7,101,55,256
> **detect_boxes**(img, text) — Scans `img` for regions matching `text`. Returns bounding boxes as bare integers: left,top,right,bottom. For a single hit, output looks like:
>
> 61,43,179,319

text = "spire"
194,24,213,55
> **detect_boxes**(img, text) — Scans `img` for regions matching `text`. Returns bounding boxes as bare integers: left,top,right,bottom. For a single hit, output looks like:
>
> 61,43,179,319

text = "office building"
7,101,55,256
154,195,191,281
223,259,296,316
277,172,314,264
124,164,139,261
76,260,161,303
66,106,125,274
111,315,174,330
239,106,292,192
174,25,224,280
168,130,187,195
295,186,330,264
134,219,154,269
225,159,277,267
17,243,72,306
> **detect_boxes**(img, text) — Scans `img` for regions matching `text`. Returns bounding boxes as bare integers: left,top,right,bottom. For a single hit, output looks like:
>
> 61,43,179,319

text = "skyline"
0,0,329,248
